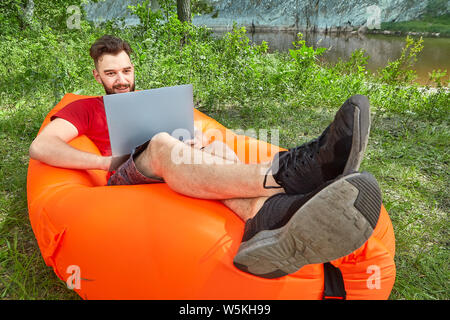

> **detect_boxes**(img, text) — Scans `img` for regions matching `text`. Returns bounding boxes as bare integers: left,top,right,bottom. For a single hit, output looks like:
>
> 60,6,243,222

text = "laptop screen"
104,84,194,158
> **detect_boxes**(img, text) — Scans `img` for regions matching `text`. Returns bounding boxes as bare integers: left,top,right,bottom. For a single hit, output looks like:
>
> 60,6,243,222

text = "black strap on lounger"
322,262,347,300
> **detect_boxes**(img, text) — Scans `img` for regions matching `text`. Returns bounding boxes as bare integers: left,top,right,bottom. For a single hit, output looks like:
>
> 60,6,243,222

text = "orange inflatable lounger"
27,93,396,300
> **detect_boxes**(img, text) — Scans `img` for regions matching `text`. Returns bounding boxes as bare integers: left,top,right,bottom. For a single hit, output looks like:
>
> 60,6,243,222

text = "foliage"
127,0,163,36
0,0,29,35
0,0,100,36
289,33,327,70
333,49,370,76
428,69,448,88
191,0,214,15
379,36,424,85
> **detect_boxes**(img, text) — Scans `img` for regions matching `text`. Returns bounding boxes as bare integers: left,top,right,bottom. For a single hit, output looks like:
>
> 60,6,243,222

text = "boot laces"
263,137,321,189
281,139,321,177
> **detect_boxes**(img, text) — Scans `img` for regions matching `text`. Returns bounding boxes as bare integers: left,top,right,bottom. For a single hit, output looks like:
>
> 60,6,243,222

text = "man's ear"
92,68,102,85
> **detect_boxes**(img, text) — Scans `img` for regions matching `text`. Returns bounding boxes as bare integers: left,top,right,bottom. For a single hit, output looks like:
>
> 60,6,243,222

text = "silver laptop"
103,84,194,163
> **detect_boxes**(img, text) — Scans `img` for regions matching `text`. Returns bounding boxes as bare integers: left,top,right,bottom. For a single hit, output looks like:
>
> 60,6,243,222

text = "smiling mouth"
115,86,130,92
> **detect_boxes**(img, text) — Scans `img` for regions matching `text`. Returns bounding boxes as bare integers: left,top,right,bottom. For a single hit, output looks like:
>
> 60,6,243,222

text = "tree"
176,0,190,23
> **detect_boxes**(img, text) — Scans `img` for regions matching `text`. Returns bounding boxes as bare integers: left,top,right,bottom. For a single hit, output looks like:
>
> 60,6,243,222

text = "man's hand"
184,126,209,150
202,141,240,162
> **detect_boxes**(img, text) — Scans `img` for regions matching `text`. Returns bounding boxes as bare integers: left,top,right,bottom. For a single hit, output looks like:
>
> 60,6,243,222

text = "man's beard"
103,82,136,95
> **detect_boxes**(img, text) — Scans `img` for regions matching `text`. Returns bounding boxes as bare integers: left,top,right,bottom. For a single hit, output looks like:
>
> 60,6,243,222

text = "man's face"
93,50,135,95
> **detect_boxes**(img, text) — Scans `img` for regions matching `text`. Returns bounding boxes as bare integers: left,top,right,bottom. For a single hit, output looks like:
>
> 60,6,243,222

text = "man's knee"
146,132,171,156
145,132,177,173
151,132,172,147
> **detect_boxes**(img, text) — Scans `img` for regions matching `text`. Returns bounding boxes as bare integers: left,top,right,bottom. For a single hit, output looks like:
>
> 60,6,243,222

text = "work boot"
234,171,382,279
264,95,371,195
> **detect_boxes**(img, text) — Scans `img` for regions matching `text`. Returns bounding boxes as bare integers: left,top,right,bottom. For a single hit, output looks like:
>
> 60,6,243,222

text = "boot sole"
233,172,382,279
343,95,371,175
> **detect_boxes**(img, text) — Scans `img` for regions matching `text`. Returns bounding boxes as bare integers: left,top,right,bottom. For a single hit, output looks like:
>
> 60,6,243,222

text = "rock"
330,26,338,33
343,25,353,33
358,25,368,34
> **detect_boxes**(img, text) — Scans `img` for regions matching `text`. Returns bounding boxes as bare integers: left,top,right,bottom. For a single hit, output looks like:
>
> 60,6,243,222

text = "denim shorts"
107,140,164,186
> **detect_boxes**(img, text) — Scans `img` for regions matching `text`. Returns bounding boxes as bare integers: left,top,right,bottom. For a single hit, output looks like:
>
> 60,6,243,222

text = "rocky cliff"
83,0,449,32
84,0,161,26
192,0,444,31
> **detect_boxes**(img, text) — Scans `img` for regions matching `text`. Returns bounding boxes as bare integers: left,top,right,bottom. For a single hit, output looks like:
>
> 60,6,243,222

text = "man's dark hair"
89,35,133,68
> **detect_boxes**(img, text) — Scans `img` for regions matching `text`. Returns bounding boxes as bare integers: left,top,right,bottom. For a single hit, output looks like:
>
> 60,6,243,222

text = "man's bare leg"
197,140,270,221
221,197,268,221
135,132,284,200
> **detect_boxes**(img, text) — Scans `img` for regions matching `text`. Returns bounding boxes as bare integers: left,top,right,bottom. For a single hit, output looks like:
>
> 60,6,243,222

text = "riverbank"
198,23,449,38
378,14,450,37
194,14,450,38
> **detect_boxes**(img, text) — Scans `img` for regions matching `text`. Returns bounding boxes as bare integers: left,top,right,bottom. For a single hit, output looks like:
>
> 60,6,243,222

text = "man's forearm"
29,135,111,171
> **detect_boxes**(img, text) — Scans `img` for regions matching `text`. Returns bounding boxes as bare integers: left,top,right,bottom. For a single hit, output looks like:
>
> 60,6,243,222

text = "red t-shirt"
51,97,112,157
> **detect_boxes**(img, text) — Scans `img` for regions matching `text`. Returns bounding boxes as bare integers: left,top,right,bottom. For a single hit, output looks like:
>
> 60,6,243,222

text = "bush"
379,36,424,85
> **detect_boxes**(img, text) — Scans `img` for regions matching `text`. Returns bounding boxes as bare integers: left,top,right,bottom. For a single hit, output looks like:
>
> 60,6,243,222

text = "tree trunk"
177,0,191,23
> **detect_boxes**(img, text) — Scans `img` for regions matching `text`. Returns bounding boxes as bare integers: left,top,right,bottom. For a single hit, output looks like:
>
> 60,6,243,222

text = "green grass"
0,102,81,300
0,12,449,299
1,95,448,300
381,14,450,36
364,118,449,299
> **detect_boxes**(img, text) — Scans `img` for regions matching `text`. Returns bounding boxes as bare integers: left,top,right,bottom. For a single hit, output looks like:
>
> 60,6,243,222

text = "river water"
213,31,450,86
